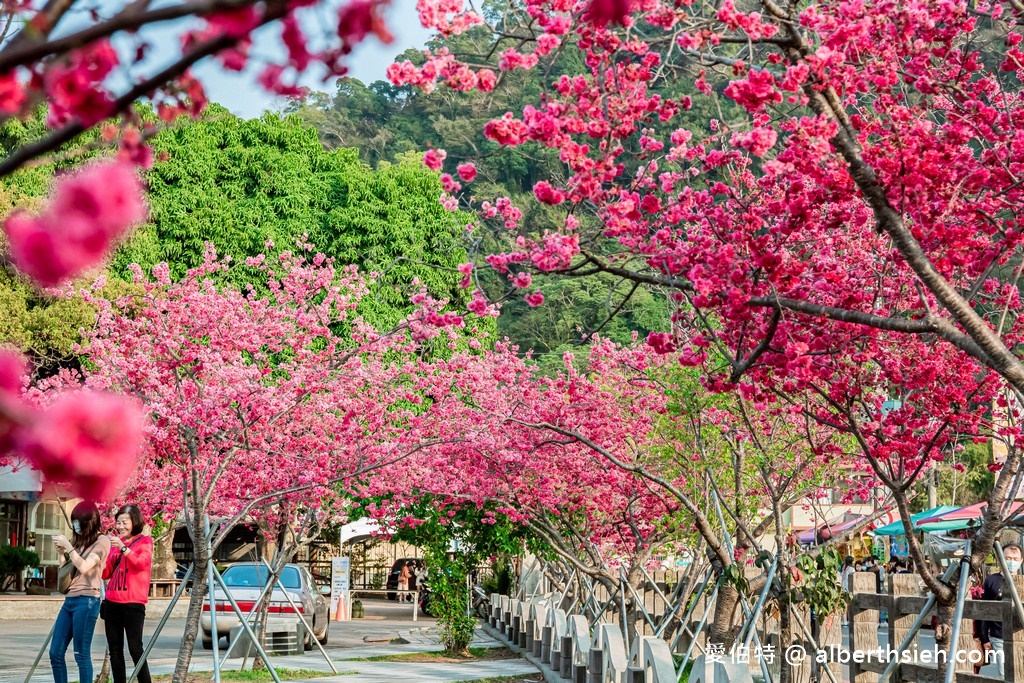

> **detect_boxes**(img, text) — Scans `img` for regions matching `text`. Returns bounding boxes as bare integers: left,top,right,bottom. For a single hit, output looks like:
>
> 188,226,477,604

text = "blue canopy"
872,505,959,536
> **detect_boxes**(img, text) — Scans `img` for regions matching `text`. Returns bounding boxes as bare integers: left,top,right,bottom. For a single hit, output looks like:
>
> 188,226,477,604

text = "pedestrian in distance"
51,501,111,683
398,561,412,603
103,504,154,683
976,541,1023,678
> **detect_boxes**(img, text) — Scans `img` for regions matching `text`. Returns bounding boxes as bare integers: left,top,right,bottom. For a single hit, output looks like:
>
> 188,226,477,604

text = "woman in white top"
51,501,111,683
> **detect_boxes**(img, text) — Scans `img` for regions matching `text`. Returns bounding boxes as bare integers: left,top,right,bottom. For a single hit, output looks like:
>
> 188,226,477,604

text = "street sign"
330,556,350,621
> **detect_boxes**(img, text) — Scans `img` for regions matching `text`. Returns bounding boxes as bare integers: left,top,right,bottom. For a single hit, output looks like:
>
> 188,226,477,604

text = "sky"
192,0,434,119
44,0,433,121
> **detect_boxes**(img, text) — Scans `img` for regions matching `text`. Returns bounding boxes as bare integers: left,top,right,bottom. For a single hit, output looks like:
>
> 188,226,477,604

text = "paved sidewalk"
0,599,539,683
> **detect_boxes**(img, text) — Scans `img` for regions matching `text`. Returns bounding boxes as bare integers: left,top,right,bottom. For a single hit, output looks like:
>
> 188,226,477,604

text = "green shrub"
0,545,40,591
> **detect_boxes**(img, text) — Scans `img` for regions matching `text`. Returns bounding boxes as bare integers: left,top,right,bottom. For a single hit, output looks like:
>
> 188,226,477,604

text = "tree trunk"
151,528,178,581
933,596,955,680
94,649,110,683
778,588,792,683
711,582,742,648
170,503,210,683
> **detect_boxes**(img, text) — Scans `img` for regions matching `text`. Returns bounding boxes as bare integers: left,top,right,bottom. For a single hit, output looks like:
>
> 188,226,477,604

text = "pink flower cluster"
423,148,447,170
723,69,782,112
585,0,633,27
20,392,146,502
0,350,145,502
416,0,484,37
44,40,118,127
3,161,147,287
731,126,778,156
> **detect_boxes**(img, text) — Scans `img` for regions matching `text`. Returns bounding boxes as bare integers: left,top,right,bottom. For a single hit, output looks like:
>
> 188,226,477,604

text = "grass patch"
345,646,519,663
151,669,345,683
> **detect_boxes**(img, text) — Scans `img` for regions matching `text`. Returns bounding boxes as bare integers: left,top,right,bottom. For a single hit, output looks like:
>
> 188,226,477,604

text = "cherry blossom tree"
4,0,1024,670
365,335,846,665
387,0,1024,662
37,247,468,682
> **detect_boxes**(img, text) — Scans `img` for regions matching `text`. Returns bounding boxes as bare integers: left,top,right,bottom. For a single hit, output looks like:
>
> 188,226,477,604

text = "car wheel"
304,621,314,651
201,637,213,650
317,623,329,646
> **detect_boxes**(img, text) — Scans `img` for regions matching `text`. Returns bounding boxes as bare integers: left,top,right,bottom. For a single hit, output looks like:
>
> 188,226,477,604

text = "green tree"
0,545,40,592
1,107,485,358
357,497,532,654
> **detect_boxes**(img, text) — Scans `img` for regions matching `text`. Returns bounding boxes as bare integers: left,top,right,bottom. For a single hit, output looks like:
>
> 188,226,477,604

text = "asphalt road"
0,603,1005,683
0,598,434,683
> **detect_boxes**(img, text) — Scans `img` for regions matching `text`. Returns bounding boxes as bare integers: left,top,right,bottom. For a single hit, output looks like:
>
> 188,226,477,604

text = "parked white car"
200,563,330,650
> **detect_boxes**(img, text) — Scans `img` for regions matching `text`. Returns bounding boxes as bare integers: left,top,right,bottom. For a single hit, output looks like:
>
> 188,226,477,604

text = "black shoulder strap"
108,536,143,577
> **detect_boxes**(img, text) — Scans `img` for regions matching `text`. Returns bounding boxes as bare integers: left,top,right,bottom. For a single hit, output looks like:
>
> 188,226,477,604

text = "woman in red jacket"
102,504,154,683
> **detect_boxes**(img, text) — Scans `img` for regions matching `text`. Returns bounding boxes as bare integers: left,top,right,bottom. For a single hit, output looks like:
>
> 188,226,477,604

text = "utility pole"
927,465,937,509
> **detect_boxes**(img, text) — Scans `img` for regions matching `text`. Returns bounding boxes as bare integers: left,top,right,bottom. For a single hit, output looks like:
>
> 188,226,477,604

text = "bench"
148,579,181,598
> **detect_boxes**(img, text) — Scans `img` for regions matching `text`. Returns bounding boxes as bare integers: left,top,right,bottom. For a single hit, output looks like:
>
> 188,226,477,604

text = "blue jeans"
50,595,100,683
989,636,1005,677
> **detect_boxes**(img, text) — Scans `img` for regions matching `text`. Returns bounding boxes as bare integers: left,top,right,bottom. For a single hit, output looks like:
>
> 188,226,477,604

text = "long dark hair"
70,501,101,552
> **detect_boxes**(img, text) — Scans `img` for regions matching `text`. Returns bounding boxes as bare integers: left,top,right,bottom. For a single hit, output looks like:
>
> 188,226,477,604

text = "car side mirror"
319,585,332,596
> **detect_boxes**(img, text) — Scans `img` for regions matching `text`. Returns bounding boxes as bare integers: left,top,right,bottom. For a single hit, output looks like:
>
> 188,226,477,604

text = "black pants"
103,601,151,683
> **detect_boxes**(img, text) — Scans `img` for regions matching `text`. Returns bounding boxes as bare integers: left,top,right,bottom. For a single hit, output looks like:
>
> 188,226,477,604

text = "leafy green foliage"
112,108,474,331
794,548,848,618
0,266,142,376
910,441,994,512
1,106,487,365
0,545,40,591
354,496,531,654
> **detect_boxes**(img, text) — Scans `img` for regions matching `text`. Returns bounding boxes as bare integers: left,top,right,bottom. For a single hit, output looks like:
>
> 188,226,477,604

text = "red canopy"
916,501,1024,526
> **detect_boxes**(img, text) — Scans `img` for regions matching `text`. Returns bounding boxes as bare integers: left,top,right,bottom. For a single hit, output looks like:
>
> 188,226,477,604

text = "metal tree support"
877,561,960,683
127,564,194,683
258,557,337,674
788,604,839,683
739,555,778,651
22,621,56,683
209,565,282,683
677,577,722,676
945,541,973,683
710,486,774,683
655,565,711,639
206,517,222,683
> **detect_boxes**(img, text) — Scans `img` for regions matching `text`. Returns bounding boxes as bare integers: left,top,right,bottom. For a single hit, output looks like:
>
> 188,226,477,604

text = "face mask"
71,521,81,535
1007,559,1022,574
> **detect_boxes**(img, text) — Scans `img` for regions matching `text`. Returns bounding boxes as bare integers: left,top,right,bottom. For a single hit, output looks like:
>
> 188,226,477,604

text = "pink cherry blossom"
19,391,145,502
0,71,25,114
423,148,447,170
3,160,146,286
585,0,633,27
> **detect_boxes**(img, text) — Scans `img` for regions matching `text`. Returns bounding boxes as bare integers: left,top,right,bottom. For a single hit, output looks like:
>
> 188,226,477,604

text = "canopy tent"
797,515,866,545
872,505,959,537
915,501,1024,533
339,518,388,545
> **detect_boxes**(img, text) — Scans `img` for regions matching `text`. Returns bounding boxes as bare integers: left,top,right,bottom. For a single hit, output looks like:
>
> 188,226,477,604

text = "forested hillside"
0,107,480,373
284,1,712,364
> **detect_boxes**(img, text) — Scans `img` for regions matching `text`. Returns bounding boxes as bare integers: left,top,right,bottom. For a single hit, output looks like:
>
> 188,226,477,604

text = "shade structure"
915,501,1024,533
872,505,959,537
797,515,866,544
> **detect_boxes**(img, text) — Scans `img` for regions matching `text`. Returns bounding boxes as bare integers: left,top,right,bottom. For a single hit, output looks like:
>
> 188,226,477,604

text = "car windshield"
221,565,301,589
